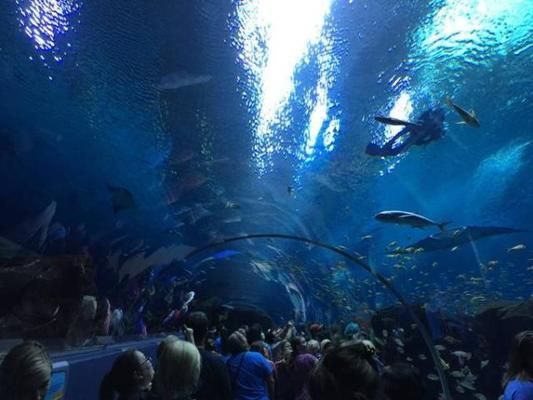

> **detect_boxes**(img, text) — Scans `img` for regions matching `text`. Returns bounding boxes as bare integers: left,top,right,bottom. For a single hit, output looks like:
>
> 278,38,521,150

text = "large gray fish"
445,97,480,128
375,210,449,230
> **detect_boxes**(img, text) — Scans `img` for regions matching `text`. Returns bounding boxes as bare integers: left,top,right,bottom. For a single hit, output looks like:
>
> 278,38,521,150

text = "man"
186,312,232,400
366,107,446,157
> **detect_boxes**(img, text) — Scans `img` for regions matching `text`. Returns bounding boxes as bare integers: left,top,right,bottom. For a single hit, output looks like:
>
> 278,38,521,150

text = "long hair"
156,339,201,400
99,350,142,400
0,340,52,400
502,330,533,388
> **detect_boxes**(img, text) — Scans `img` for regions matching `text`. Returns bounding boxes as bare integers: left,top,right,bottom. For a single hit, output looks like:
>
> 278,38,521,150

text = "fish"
434,345,446,351
432,262,438,267
450,370,465,378
361,235,373,240
452,351,472,361
374,115,421,128
375,210,449,230
445,97,480,128
456,385,465,394
480,360,489,369
11,201,57,249
288,186,294,196
426,373,439,381
451,246,459,252
403,226,526,252
108,185,137,213
156,70,212,90
507,244,526,252
474,394,487,400
224,201,241,209
418,354,427,360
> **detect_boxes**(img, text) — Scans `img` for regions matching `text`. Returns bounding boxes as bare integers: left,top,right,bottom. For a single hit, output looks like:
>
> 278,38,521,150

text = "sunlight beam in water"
233,0,336,172
15,0,81,66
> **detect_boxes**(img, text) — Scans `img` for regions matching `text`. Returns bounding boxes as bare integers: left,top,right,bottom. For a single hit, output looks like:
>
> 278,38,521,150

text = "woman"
155,339,201,400
308,341,380,400
99,349,155,400
289,336,318,400
502,331,533,400
226,331,274,400
0,340,52,400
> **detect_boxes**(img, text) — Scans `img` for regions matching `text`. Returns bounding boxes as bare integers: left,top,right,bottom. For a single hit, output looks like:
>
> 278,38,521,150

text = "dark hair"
0,340,52,400
250,341,270,359
186,312,209,345
99,350,143,400
309,342,379,400
382,362,425,400
503,330,533,388
247,323,264,344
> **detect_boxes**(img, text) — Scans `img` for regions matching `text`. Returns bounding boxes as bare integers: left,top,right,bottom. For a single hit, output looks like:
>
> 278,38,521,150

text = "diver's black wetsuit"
366,108,445,157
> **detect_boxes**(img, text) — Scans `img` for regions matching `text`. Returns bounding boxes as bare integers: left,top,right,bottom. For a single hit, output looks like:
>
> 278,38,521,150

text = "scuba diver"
366,107,446,157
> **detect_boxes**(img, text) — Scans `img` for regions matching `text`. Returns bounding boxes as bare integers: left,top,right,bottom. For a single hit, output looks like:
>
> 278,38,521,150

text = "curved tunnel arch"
183,233,453,400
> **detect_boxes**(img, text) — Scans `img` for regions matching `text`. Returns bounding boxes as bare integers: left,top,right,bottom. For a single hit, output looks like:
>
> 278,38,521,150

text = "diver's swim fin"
374,116,420,127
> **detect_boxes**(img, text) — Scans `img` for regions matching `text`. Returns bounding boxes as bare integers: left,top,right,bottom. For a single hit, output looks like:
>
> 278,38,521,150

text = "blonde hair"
156,339,201,400
0,341,52,399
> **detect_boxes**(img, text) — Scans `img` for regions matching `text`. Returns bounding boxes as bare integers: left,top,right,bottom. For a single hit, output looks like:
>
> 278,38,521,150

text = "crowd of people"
0,315,531,400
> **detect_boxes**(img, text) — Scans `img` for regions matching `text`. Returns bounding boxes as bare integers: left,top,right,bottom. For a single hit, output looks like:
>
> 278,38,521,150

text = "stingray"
403,226,526,252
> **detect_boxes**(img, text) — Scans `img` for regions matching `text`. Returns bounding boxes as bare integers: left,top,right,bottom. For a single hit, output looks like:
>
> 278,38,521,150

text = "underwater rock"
474,299,533,365
0,255,96,340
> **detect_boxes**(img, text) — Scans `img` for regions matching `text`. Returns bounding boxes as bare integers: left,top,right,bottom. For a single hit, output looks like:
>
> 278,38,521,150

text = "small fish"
458,380,476,391
480,360,489,369
445,97,480,128
452,351,472,360
456,385,465,394
474,394,487,400
507,244,526,252
451,246,459,252
225,201,241,209
361,235,373,240
427,373,439,381
288,186,294,196
156,70,212,90
418,354,427,360
432,261,439,267
434,345,446,351
450,370,465,378
444,336,461,345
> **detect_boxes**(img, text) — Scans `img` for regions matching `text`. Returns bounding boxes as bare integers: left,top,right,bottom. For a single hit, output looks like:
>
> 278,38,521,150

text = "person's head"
290,336,307,355
0,341,52,400
226,331,249,355
382,362,425,400
307,340,320,356
309,342,380,400
157,335,179,360
250,341,270,360
321,339,333,355
99,349,154,400
503,330,533,387
248,323,265,343
156,340,201,400
186,312,209,346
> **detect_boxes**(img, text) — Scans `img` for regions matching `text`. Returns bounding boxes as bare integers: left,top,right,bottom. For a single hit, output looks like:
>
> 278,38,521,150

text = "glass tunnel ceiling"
0,0,532,322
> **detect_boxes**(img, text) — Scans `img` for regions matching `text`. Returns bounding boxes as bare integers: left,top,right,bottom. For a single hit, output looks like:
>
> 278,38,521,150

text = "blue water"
0,0,532,394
